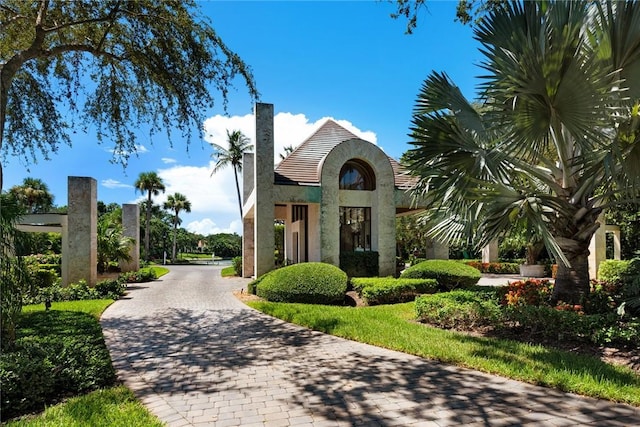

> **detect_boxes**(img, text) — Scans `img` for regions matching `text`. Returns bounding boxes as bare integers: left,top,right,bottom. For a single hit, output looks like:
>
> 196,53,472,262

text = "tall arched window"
339,159,375,190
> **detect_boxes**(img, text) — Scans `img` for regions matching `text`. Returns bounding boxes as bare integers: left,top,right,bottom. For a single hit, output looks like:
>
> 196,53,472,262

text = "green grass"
22,299,114,319
221,265,236,277
248,300,640,406
5,386,163,427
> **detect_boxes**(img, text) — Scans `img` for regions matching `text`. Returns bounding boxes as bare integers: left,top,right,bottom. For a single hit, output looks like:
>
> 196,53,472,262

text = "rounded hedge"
400,259,481,290
256,262,348,304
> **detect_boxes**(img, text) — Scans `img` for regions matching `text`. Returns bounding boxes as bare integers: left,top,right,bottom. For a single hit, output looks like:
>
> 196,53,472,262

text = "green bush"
232,256,243,276
415,290,500,329
256,263,348,304
95,279,127,299
598,260,630,284
352,277,438,305
464,261,520,274
118,267,156,283
0,310,116,420
339,251,379,277
401,259,481,290
619,258,640,317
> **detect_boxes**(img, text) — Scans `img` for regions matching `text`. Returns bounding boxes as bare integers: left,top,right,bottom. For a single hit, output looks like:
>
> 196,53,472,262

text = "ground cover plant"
0,301,117,420
351,277,438,305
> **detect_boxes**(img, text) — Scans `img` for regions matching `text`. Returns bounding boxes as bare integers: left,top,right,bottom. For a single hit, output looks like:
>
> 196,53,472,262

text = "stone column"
254,103,275,277
243,216,255,278
67,177,97,286
482,240,499,263
588,216,606,279
120,204,140,272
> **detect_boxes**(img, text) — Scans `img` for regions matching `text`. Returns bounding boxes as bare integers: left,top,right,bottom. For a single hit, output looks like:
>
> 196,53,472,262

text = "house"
241,103,447,278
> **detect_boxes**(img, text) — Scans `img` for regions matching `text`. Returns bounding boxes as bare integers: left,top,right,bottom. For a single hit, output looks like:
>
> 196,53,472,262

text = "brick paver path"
101,265,640,426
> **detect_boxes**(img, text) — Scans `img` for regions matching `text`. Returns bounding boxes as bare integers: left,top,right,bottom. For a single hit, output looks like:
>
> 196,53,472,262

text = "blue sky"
4,1,482,236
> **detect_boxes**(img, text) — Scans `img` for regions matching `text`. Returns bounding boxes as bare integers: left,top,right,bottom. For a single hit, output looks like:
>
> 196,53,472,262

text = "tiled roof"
274,119,415,189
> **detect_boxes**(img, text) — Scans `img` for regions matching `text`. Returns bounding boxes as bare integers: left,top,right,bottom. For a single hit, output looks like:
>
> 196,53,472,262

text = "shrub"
95,279,127,299
598,260,630,284
501,305,603,342
351,277,438,305
619,258,640,318
118,267,156,283
498,279,553,307
464,261,520,274
415,290,501,330
256,263,348,304
400,260,481,290
339,251,379,277
232,256,243,276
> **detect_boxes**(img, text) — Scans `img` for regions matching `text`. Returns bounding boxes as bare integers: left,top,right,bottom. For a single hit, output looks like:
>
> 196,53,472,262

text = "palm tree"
210,129,253,218
97,213,134,273
404,1,640,304
134,172,165,262
8,177,54,213
163,193,191,262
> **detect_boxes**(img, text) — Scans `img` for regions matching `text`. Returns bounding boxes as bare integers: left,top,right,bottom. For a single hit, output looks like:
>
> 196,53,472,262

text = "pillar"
588,216,606,279
66,177,97,286
254,103,275,277
482,240,499,263
120,204,140,272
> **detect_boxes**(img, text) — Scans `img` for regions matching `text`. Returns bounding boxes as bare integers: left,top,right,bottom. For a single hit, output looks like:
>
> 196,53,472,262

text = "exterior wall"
319,139,396,276
66,176,97,286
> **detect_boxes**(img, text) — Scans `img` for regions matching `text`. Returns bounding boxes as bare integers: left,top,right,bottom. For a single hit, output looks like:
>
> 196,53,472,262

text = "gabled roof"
274,119,415,189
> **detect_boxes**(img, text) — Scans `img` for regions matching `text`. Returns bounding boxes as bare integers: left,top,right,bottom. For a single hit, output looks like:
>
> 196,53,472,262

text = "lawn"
248,300,640,406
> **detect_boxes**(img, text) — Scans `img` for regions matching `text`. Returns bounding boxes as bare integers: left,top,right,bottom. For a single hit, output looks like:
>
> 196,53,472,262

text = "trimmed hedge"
400,260,481,290
598,260,630,284
352,277,438,305
256,263,348,304
464,261,520,274
340,251,379,277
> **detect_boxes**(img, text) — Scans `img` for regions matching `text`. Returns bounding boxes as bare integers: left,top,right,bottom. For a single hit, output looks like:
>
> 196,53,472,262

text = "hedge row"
464,261,521,274
352,277,438,305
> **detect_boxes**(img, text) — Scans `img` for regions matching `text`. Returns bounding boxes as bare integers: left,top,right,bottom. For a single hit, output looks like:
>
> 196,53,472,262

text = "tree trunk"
172,218,178,262
145,194,152,262
233,168,242,219
551,237,591,305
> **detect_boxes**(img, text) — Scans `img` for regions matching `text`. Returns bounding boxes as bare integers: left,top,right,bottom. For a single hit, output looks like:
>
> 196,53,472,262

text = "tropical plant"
403,1,640,304
96,213,134,274
0,0,257,190
210,129,253,218
7,177,54,213
134,172,165,262
0,193,27,350
163,192,192,262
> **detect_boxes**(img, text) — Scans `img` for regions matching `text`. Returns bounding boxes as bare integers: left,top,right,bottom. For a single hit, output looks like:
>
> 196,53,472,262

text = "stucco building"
242,103,445,278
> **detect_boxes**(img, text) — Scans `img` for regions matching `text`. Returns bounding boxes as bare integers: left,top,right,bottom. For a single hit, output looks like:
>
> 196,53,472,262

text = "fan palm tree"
210,129,253,218
8,177,54,213
134,172,165,262
164,192,191,262
404,1,640,304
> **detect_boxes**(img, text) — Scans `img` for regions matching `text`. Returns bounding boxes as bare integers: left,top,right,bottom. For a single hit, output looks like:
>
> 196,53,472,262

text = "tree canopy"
0,0,259,189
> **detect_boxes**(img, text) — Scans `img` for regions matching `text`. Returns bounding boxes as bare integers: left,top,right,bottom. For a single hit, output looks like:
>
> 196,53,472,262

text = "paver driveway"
100,265,640,426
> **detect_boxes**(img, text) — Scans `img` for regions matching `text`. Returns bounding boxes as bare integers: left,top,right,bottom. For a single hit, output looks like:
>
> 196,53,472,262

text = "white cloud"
161,157,177,164
186,218,242,235
107,144,149,157
102,179,133,189
203,111,377,165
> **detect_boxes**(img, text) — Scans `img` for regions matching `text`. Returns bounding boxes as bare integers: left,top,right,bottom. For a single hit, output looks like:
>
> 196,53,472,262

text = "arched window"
339,159,375,190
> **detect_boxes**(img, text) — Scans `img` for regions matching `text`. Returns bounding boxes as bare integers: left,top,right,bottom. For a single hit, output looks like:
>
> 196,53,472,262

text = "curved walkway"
101,265,639,426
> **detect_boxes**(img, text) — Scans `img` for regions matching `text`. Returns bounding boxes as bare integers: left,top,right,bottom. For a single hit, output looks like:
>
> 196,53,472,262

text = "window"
339,159,375,190
339,207,371,252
